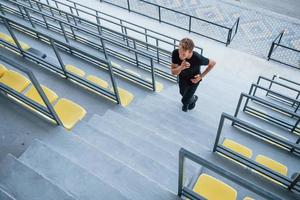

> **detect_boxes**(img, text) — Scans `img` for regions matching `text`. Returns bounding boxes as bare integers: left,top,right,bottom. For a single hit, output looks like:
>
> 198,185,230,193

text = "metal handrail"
213,113,300,193
0,14,121,103
267,30,300,69
234,92,300,135
0,55,63,126
0,1,157,90
178,148,283,200
53,0,204,55
99,0,240,46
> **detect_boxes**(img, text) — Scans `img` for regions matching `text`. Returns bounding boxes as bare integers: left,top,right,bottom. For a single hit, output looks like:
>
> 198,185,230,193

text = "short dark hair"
179,38,194,51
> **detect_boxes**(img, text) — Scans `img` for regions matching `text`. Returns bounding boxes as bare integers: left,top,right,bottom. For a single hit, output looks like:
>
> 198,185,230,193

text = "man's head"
179,38,194,60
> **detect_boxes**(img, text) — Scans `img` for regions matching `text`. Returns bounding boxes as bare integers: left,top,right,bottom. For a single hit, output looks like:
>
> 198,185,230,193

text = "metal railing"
0,55,63,126
212,113,300,193
267,30,300,70
257,76,300,108
0,1,157,91
45,0,203,55
18,0,176,82
249,83,300,115
234,92,300,135
99,0,240,46
0,14,122,104
178,148,284,200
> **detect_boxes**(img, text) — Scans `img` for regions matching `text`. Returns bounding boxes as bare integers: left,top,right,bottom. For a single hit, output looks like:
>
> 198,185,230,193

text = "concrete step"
19,139,129,200
0,154,75,200
114,107,213,153
72,120,178,192
41,131,181,200
0,186,16,200
84,115,178,172
92,109,181,156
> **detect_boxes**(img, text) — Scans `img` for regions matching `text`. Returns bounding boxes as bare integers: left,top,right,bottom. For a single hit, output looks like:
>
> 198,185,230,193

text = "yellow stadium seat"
65,64,86,77
111,62,122,69
193,174,237,200
243,197,254,200
124,69,141,77
0,32,31,51
111,87,134,107
223,139,253,158
25,85,58,107
0,70,30,92
54,98,86,130
86,75,109,89
0,32,14,43
146,78,163,93
0,64,7,78
255,155,288,176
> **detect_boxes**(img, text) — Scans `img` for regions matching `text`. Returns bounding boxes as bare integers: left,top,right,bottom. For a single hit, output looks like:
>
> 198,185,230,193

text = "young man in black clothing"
171,38,216,112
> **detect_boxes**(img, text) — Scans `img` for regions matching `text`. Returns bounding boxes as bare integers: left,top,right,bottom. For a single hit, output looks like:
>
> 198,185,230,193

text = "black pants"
179,79,199,106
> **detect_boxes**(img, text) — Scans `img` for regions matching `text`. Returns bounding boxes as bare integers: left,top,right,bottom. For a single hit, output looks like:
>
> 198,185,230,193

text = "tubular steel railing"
99,0,240,46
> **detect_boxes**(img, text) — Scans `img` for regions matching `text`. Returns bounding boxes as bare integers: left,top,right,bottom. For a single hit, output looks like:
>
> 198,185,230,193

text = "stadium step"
0,154,75,200
19,139,130,200
40,130,181,200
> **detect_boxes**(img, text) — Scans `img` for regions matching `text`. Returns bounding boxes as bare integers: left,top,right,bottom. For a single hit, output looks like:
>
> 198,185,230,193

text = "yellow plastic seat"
65,64,86,77
54,98,86,130
87,75,109,89
111,62,122,69
255,155,288,176
0,32,14,43
25,85,58,107
0,64,7,78
223,139,253,158
124,69,141,77
243,197,254,200
0,70,30,92
193,174,237,200
146,78,163,93
111,87,134,107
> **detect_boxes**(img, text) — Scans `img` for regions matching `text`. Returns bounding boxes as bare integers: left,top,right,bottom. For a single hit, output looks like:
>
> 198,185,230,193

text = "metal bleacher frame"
212,113,300,194
99,0,240,46
15,0,177,82
234,92,300,135
38,0,204,61
0,55,63,126
0,14,122,104
0,0,159,91
178,148,283,200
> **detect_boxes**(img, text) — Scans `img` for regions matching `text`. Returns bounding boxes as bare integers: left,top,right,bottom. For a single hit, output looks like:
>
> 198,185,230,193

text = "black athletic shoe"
188,95,198,110
182,105,188,112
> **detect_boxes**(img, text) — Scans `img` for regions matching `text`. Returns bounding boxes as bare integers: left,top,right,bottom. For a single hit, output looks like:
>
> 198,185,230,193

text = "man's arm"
190,59,216,84
171,61,190,76
201,59,216,78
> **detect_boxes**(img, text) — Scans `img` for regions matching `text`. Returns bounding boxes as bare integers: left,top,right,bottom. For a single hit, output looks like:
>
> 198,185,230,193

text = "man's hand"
180,60,190,70
190,74,202,84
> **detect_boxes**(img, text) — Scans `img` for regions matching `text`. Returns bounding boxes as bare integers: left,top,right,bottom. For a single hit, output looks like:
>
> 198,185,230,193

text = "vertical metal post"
288,173,300,191
127,0,131,12
150,58,156,91
226,29,232,46
267,42,275,61
23,8,36,29
156,39,160,63
177,149,184,197
50,39,67,77
17,5,25,19
158,6,161,22
234,94,244,119
59,21,69,43
3,19,24,56
213,115,225,152
188,16,192,33
266,75,276,96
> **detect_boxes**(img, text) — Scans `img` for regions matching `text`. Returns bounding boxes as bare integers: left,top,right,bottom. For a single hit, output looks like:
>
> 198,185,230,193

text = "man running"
171,38,216,112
